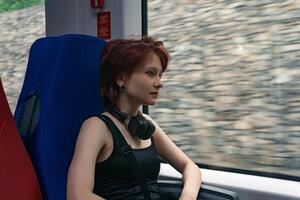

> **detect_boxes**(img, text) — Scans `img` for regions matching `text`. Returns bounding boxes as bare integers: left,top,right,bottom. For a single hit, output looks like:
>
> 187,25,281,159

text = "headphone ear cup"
127,115,145,136
128,115,155,140
145,120,155,138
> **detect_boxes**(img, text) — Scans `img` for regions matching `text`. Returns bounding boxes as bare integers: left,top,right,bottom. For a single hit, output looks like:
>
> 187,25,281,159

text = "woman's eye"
146,71,155,76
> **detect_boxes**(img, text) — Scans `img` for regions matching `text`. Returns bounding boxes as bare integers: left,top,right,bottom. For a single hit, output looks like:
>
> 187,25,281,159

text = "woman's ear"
116,75,127,88
116,79,124,88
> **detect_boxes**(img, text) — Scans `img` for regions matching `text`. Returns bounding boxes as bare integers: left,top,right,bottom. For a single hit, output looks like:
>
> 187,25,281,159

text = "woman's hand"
179,192,198,200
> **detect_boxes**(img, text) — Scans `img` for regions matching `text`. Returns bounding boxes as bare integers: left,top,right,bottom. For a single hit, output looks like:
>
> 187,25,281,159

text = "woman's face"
121,53,163,106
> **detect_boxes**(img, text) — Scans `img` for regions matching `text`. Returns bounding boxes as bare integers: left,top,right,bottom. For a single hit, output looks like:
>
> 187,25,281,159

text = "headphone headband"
105,103,128,122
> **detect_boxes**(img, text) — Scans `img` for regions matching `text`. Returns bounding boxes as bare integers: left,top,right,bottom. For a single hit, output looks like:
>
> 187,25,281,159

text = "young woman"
67,37,201,200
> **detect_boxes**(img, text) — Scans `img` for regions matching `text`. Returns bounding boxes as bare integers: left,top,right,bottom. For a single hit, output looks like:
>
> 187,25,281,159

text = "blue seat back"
14,34,107,200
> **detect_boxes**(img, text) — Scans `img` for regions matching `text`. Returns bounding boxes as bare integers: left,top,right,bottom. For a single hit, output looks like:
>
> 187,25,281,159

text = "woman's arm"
179,162,202,200
67,117,109,200
147,115,202,200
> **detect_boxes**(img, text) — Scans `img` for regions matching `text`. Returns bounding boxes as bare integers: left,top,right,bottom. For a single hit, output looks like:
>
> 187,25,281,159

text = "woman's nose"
154,77,163,88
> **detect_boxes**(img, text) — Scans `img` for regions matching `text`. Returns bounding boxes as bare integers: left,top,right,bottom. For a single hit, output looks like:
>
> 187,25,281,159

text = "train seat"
14,34,107,200
0,79,42,200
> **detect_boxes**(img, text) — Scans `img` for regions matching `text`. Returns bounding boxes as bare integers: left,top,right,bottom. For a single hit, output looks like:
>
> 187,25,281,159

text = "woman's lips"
150,92,159,96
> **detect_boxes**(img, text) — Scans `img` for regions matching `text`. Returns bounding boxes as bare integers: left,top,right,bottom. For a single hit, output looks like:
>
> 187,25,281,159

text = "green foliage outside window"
0,0,44,13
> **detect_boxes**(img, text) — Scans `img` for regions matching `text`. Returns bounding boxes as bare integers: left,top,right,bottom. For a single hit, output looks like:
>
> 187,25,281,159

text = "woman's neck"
117,96,140,116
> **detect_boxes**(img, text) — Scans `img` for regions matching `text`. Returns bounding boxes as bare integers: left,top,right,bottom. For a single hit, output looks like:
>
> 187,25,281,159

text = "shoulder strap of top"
98,114,127,148
98,114,152,200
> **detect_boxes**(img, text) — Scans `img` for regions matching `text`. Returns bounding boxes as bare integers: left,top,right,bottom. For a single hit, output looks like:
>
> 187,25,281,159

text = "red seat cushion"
0,79,42,200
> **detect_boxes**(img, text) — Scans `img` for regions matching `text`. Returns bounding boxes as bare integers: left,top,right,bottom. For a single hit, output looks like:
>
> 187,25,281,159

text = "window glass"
0,0,45,112
149,0,300,178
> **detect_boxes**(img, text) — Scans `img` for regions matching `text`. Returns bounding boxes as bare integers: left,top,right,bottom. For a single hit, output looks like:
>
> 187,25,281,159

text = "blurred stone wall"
149,0,300,176
0,5,45,111
0,1,299,177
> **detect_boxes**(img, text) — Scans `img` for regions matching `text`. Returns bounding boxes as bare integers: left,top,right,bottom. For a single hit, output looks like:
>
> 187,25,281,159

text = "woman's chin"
144,100,156,106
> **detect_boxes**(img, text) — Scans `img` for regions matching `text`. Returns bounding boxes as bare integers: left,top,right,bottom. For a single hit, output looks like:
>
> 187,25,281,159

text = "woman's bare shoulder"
141,112,154,122
78,116,110,142
82,115,106,125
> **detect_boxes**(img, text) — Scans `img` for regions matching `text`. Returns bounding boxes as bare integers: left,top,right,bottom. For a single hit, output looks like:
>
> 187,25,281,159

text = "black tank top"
93,116,161,200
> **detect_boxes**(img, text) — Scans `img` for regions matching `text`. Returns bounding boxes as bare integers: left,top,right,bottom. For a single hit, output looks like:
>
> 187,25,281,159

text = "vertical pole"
142,0,149,114
141,0,148,36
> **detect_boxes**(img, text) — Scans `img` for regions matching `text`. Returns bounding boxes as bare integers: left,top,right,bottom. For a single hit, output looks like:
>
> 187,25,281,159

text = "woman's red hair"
100,36,170,106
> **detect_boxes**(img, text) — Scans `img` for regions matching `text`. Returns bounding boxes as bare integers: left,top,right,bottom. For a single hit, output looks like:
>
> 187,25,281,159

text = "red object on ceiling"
91,0,104,8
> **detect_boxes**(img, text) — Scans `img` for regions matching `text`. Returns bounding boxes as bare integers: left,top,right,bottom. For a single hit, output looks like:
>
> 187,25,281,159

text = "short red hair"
100,36,170,106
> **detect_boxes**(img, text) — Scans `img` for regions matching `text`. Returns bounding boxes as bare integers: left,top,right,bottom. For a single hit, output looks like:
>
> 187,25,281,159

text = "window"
148,0,300,178
0,0,45,112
